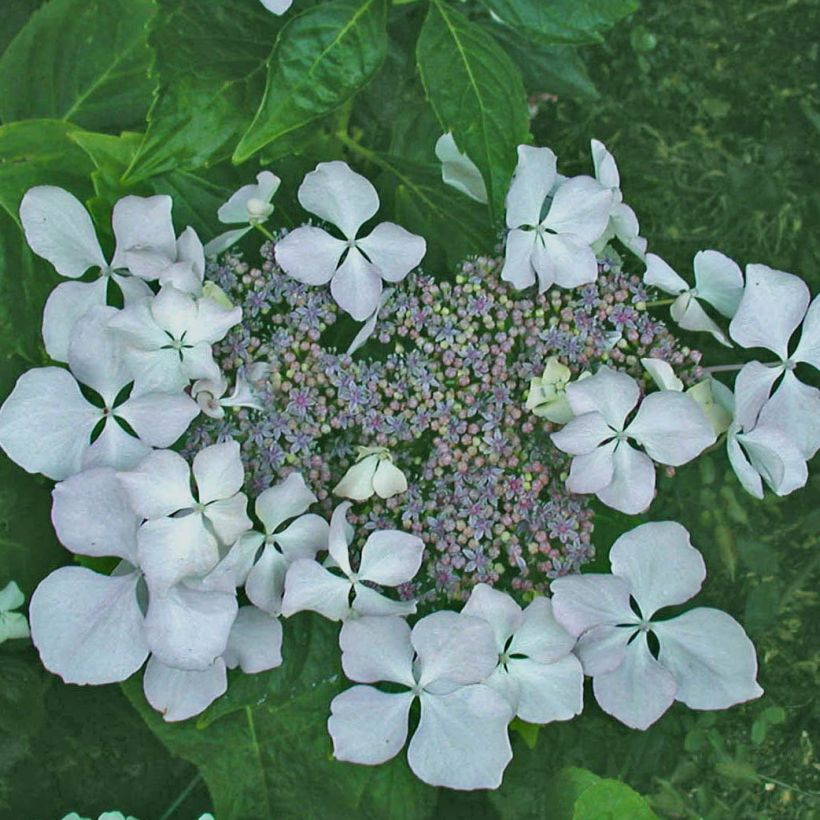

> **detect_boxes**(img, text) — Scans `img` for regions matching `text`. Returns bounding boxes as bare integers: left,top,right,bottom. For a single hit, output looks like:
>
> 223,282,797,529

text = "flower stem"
643,298,677,307
252,222,276,242
702,364,745,373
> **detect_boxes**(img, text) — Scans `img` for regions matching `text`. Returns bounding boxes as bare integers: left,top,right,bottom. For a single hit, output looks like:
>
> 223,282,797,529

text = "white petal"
761,371,820,459
729,264,809,358
590,139,620,190
331,247,383,321
204,227,252,256
143,657,227,722
641,358,684,392
339,615,415,686
245,542,288,615
205,494,252,546
736,424,805,497
111,194,176,272
410,686,513,790
351,584,417,618
510,597,576,663
357,222,426,283
643,253,688,296
333,454,378,501
176,227,205,280
0,367,98,480
67,305,129,404
42,277,109,363
793,294,820,369
610,202,644,258
82,419,151,472
113,271,154,304
274,513,328,561
327,502,353,576
298,161,379,238
0,581,25,613
144,583,237,670
550,575,634,637
654,608,763,710
117,449,195,518
505,145,557,229
566,441,618,495
256,472,317,534
733,361,782,430
692,250,744,317
435,133,488,204
260,0,293,12
565,366,639,429
51,467,140,562
198,531,261,593
185,297,242,347
610,522,705,619
500,228,537,290
274,227,345,285
508,655,584,724
117,392,199,448
358,530,424,586
543,175,611,244
597,442,656,515
373,458,407,498
413,611,498,688
575,624,632,675
551,411,615,455
218,171,281,224
592,633,677,730
329,686,413,765
193,440,244,504
626,391,716,465
138,514,220,593
541,232,599,289
280,559,351,621
20,186,106,278
0,612,30,642
462,584,523,652
29,567,147,684
726,430,764,499
347,287,394,354
670,293,731,346
155,260,203,295
223,606,283,673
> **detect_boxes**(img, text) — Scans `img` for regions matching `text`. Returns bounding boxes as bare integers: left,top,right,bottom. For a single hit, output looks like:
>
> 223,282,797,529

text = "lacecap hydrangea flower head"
2,137,816,790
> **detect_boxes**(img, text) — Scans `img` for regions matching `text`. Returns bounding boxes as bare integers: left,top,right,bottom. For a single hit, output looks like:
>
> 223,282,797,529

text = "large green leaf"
234,0,389,163
124,614,437,820
0,0,154,131
0,0,46,57
123,0,282,183
476,0,639,46
416,0,530,220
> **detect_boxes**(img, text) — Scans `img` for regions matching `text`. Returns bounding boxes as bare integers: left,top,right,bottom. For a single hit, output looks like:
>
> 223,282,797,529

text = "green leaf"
124,614,437,820
234,0,389,163
124,0,282,182
476,0,639,46
416,0,530,220
0,0,46,57
485,25,599,100
572,778,657,819
0,0,155,130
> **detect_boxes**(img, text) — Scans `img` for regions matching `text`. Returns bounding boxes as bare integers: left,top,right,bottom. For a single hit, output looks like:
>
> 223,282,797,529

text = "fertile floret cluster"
184,244,700,602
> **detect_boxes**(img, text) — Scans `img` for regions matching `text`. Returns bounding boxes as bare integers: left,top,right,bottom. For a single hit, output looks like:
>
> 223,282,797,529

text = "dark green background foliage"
0,0,817,817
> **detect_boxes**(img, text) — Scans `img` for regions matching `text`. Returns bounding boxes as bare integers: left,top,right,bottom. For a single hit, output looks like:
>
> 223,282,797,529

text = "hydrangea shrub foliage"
0,0,815,817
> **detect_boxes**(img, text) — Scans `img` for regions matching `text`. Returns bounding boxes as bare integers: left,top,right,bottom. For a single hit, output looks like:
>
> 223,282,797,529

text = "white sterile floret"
328,612,514,789
191,371,262,419
20,188,208,360
501,145,612,293
108,284,242,396
281,501,423,621
724,367,809,499
461,585,583,724
551,522,762,730
274,161,427,321
259,0,293,14
728,264,820,460
241,472,330,615
525,357,586,423
117,441,253,594
0,306,199,480
435,133,488,204
644,250,744,347
205,171,281,255
640,358,733,436
333,446,408,501
550,366,716,514
590,139,647,259
0,581,30,643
